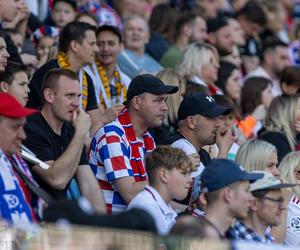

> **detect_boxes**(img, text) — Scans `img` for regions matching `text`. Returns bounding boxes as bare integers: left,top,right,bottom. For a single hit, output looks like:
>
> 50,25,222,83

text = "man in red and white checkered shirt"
89,74,178,214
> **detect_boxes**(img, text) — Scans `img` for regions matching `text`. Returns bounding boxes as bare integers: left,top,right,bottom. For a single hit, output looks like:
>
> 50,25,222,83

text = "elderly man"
0,93,38,224
117,15,162,79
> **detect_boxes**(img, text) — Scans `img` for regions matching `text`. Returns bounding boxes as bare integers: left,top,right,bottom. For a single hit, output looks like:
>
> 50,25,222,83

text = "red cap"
0,93,37,118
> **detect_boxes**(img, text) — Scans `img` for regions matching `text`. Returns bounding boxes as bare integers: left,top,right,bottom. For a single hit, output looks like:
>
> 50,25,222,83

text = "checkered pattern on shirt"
226,220,274,243
89,120,154,214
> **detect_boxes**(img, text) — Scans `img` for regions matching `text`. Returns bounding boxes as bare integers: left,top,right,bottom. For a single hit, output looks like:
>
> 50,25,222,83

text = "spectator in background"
0,0,22,63
31,25,59,69
280,65,300,96
259,0,288,43
240,77,273,138
235,1,267,74
176,43,221,96
46,0,77,28
89,74,178,214
245,38,290,97
84,25,129,116
222,45,243,68
258,95,300,163
207,17,234,57
196,0,221,20
77,0,122,28
145,3,177,61
215,61,241,105
76,12,98,27
0,31,10,72
227,17,246,47
160,11,207,69
127,145,193,235
117,15,162,79
153,69,186,144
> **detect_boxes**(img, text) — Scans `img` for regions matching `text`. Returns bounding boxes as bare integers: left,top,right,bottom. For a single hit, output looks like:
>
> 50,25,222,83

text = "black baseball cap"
96,25,122,42
126,74,178,101
178,92,231,120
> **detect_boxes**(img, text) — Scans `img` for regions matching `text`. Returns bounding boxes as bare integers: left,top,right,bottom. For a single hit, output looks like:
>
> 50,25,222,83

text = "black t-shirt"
27,59,98,111
258,129,291,163
23,113,88,199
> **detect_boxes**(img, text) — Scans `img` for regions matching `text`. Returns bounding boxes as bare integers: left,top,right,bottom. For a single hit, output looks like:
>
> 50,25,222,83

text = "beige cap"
250,171,296,192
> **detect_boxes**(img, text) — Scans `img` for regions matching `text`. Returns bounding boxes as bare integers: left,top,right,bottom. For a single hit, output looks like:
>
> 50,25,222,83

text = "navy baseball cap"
178,93,231,120
201,159,263,193
126,74,178,101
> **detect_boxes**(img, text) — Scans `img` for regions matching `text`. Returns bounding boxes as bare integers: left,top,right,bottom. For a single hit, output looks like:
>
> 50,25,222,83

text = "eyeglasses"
261,196,285,205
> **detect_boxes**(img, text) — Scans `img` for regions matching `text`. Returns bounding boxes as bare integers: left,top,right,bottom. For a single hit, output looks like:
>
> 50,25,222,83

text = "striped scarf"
0,149,36,224
118,108,155,181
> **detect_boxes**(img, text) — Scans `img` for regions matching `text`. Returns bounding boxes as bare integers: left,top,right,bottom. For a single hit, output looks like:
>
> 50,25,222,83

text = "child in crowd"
127,145,193,235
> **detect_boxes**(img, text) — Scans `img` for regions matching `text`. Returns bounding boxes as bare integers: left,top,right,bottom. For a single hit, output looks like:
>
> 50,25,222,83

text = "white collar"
144,185,177,217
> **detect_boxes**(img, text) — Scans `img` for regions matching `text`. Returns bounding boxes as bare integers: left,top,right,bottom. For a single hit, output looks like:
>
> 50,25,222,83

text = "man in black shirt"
24,68,105,213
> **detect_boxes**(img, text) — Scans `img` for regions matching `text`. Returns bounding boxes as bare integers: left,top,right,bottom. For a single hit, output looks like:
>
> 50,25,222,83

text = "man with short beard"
207,17,234,57
246,38,290,97
89,74,178,214
24,69,106,213
160,11,207,69
167,93,233,177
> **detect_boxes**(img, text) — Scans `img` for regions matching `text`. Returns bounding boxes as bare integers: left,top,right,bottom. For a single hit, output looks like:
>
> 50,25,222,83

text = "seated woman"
153,69,186,144
235,139,279,176
240,76,274,138
176,42,222,96
258,95,300,163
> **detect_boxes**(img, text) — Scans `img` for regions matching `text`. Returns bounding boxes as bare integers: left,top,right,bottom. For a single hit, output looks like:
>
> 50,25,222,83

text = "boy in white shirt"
127,145,193,235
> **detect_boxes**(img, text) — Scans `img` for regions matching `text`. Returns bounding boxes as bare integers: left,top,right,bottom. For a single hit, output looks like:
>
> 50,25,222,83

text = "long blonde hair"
156,69,186,125
264,95,299,150
176,42,218,79
279,151,300,198
235,139,277,172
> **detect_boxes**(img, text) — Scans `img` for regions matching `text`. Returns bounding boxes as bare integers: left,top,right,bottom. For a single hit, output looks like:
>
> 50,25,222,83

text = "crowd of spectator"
1,0,300,247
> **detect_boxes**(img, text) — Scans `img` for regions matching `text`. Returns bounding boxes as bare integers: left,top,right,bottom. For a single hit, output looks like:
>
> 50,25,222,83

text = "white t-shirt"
127,185,177,235
284,194,300,246
171,138,205,178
